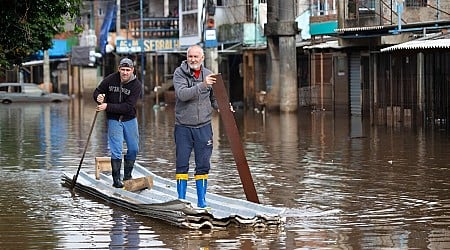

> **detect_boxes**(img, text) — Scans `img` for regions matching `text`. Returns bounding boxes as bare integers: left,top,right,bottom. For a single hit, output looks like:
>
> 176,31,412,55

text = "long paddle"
212,74,260,203
71,110,99,189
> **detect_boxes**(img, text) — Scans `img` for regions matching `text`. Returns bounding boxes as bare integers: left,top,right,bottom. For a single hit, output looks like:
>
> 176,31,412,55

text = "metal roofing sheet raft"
62,162,285,230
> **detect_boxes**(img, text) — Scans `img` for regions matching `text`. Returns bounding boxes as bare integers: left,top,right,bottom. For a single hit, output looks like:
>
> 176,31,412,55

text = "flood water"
0,97,449,249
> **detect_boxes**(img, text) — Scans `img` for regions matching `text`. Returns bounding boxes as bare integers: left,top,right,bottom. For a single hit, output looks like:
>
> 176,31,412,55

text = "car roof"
0,83,37,86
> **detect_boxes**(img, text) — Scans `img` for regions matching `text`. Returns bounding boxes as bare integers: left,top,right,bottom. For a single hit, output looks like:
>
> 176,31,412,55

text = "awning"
22,58,69,66
303,40,343,50
335,25,386,33
381,38,450,52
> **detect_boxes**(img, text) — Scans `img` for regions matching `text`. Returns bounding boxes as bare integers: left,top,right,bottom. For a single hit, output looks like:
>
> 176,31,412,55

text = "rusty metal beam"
212,74,260,204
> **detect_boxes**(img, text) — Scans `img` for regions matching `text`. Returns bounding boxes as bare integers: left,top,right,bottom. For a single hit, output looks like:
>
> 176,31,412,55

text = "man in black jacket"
93,58,142,188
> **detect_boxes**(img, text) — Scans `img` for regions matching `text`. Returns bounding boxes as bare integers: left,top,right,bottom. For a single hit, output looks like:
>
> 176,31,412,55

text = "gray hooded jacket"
173,60,218,127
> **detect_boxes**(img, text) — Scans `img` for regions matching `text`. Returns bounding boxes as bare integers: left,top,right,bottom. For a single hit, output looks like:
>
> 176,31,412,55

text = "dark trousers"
174,123,213,175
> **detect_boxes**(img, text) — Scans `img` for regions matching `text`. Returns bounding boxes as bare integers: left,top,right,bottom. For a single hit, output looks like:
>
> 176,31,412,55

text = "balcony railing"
128,17,179,39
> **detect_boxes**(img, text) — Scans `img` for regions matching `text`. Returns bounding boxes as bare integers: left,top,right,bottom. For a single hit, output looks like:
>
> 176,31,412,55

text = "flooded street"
0,97,449,249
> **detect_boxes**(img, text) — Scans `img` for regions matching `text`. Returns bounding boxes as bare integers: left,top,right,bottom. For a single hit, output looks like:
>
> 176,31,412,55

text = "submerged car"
0,83,71,104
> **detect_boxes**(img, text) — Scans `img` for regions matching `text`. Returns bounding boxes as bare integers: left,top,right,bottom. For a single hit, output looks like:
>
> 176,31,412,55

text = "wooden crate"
124,176,153,192
95,157,111,180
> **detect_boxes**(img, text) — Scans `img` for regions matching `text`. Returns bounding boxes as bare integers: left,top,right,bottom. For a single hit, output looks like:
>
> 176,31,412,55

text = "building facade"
309,0,450,129
10,0,450,129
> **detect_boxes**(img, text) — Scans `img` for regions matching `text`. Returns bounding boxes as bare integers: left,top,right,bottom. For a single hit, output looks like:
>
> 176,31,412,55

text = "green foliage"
0,0,82,69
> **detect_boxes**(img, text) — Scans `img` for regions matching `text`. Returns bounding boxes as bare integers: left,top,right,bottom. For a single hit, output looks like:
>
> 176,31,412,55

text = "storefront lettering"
116,39,180,53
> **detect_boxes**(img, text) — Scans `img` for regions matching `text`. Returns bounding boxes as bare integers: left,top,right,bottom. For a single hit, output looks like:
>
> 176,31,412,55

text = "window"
24,85,44,95
359,0,375,15
406,0,427,7
182,14,198,36
359,0,375,11
98,8,104,16
347,0,375,19
182,0,198,11
312,0,337,16
347,0,357,19
245,0,253,22
217,0,226,6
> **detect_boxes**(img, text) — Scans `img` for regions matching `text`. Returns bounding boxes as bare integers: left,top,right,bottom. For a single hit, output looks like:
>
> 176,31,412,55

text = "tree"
0,0,82,69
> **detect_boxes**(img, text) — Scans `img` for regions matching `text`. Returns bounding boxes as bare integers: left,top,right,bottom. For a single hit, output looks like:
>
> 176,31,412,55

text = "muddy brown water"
0,98,449,249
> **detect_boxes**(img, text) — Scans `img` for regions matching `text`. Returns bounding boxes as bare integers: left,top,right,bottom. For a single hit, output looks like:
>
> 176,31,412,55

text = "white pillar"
43,50,51,92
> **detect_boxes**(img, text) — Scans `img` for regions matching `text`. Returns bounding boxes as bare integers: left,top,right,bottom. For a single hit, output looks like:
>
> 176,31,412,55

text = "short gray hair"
186,45,204,57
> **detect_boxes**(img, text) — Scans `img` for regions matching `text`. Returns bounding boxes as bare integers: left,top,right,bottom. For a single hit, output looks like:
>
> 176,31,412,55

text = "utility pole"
43,50,51,92
265,0,298,112
279,0,298,112
116,0,120,36
264,0,280,111
204,1,218,74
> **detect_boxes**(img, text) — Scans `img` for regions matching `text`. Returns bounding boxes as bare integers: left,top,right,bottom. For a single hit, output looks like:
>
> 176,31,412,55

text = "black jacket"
93,72,142,122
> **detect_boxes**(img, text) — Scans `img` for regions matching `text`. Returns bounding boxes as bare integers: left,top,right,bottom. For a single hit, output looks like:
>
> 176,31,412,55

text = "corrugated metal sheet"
304,40,342,49
381,39,450,52
62,163,285,230
335,25,385,33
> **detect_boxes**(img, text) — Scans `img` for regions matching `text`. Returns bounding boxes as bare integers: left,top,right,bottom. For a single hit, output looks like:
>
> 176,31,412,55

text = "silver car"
0,83,71,104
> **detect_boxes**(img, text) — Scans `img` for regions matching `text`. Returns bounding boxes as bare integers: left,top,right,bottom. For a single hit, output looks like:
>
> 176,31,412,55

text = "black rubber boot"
123,160,135,181
111,159,123,188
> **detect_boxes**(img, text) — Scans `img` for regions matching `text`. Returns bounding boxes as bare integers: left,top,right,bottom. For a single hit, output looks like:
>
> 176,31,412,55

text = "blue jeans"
175,123,213,175
108,118,139,160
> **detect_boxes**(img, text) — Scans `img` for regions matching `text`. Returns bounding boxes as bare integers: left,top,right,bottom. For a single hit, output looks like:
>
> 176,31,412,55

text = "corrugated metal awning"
303,40,343,50
335,25,386,33
381,38,450,52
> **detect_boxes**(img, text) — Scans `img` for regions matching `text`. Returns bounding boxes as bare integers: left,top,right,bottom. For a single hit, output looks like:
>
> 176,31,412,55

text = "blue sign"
116,39,180,53
204,29,218,48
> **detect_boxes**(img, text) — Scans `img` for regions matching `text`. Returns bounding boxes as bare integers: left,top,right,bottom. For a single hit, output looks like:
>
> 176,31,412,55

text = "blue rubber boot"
176,173,188,199
195,174,208,208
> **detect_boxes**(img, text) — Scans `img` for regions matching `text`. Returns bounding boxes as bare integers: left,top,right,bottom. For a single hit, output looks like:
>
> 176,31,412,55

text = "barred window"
406,0,427,7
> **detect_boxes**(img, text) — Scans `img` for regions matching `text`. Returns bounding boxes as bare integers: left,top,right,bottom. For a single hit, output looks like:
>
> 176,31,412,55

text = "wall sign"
116,39,180,53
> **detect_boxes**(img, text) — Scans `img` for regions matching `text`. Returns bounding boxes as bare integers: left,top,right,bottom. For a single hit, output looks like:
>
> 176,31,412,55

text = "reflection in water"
109,209,167,249
110,210,140,248
0,99,450,249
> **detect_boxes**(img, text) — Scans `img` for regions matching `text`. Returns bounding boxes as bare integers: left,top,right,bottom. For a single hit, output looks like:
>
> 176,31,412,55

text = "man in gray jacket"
172,44,218,208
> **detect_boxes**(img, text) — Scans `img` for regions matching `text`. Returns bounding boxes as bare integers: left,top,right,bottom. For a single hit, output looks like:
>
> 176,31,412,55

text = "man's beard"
188,62,201,70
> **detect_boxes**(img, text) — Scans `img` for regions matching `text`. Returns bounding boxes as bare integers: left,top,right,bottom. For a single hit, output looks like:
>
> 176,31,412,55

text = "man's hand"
96,94,105,104
204,73,218,87
96,94,106,111
96,103,107,111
